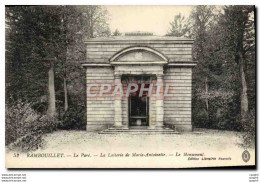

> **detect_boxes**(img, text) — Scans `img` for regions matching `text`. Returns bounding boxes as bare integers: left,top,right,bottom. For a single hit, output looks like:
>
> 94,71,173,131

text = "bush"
6,100,58,152
240,109,255,148
193,89,241,131
58,104,85,130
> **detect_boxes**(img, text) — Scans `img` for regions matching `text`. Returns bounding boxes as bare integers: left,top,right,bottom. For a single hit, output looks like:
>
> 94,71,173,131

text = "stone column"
156,74,164,128
114,74,123,127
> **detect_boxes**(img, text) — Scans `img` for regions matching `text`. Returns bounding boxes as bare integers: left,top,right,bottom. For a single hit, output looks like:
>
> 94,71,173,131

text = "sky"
105,5,193,36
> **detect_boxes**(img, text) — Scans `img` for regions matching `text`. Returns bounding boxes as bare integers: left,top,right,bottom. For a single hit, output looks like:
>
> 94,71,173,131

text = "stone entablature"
82,35,196,132
84,36,193,64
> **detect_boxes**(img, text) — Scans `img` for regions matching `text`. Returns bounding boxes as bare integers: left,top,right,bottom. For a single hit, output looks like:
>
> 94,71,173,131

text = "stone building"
82,34,196,132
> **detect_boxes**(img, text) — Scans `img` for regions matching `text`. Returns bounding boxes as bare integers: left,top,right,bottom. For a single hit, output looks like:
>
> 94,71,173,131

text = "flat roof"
85,36,193,43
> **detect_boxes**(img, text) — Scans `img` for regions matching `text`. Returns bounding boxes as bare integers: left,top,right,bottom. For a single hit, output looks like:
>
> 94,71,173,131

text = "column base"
112,125,128,129
175,124,193,132
87,124,108,132
155,121,164,129
148,126,156,129
114,121,123,127
155,125,164,129
148,124,164,129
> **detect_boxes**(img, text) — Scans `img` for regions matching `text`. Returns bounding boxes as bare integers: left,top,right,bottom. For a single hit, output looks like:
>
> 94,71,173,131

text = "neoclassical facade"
82,35,196,132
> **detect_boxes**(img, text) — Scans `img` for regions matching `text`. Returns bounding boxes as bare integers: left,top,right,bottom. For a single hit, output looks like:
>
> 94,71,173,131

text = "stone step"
99,131,180,134
99,128,180,134
108,127,173,130
106,129,176,132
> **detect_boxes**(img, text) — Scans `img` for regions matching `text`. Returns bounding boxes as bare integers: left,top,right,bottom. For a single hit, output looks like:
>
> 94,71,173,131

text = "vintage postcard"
5,5,255,168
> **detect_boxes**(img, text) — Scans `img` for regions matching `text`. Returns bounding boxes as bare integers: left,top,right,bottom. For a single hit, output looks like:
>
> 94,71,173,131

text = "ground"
40,128,246,151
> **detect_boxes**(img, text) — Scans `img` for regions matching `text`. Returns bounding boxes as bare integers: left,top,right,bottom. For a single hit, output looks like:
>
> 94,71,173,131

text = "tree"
166,6,255,134
6,6,62,110
219,6,254,121
189,6,217,126
6,6,111,129
60,6,111,114
167,13,191,37
113,29,121,36
77,5,111,38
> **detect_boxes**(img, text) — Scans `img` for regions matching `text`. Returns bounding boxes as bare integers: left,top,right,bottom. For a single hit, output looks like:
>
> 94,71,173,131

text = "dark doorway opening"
128,83,149,127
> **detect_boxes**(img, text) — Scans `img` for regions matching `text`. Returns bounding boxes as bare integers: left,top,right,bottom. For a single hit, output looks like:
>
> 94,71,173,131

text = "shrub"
58,103,85,130
6,100,58,152
240,109,255,148
193,89,241,131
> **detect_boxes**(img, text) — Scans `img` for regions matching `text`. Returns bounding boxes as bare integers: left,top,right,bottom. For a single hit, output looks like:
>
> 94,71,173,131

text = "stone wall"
164,67,192,131
86,67,115,131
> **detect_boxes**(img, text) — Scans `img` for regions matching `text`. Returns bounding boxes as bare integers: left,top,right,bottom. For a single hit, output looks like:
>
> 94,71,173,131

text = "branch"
244,44,255,54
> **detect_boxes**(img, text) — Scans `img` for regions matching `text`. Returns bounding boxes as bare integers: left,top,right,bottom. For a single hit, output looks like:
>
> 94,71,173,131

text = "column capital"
156,74,164,79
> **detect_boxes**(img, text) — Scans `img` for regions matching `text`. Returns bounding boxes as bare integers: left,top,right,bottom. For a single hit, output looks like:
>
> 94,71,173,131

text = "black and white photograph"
4,4,256,169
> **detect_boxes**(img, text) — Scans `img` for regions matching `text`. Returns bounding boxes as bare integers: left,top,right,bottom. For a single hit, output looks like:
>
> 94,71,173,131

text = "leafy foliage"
113,29,122,36
168,6,255,143
167,13,191,37
6,100,58,151
6,7,110,112
5,6,111,150
59,103,86,130
240,109,255,148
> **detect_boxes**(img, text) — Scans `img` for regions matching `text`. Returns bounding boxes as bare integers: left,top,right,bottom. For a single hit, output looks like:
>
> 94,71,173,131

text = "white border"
1,2,258,182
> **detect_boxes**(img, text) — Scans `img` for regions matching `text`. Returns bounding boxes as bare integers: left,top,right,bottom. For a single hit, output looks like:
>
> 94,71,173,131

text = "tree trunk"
205,76,209,121
64,76,68,112
205,77,209,112
240,57,249,120
47,61,56,117
63,13,69,113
